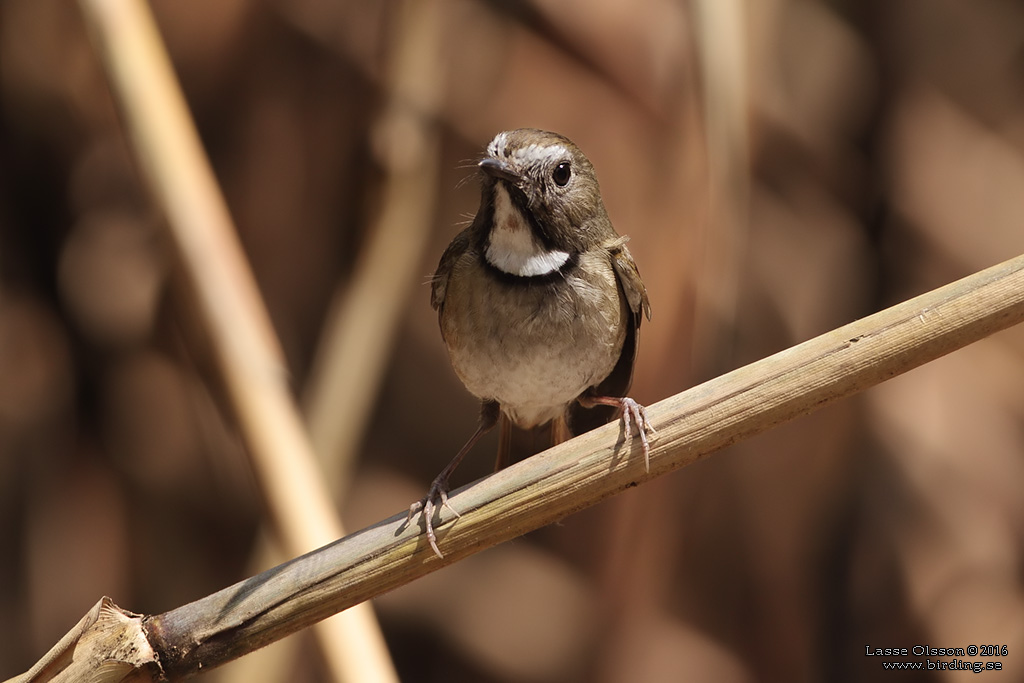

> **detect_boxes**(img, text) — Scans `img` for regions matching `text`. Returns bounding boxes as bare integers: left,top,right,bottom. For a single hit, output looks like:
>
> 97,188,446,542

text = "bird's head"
477,129,611,277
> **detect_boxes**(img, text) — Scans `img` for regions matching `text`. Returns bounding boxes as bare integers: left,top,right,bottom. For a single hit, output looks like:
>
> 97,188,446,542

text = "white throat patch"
485,184,571,277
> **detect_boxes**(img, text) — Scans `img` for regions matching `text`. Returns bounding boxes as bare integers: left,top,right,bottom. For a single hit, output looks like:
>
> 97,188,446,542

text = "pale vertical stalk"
691,0,751,357
304,0,444,496
224,0,445,677
76,1,397,681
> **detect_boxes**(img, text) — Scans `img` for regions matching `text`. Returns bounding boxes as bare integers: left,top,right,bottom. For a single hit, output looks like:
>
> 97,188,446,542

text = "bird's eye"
552,162,572,187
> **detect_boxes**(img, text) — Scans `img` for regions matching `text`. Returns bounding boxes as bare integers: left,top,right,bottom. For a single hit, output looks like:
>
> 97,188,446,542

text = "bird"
410,128,653,558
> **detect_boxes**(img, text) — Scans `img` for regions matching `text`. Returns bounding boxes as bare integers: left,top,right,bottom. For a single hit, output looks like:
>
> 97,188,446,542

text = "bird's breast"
440,249,628,429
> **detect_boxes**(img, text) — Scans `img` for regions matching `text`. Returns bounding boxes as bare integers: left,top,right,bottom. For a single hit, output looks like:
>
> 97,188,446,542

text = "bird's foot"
408,474,461,559
580,395,657,472
618,397,656,472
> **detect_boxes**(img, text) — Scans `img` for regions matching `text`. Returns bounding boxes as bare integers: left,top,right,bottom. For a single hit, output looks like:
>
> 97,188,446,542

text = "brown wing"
569,238,650,434
600,237,650,397
609,238,651,324
430,227,473,321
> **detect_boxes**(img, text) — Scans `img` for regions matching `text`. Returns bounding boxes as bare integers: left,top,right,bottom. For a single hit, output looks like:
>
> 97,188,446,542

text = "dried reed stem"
139,250,1024,678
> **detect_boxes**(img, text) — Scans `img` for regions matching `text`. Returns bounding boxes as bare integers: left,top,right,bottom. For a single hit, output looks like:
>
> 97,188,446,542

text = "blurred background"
3,0,1024,680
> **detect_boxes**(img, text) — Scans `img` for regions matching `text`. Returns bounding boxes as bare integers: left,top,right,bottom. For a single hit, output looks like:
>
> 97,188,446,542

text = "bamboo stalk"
12,247,1024,680
76,0,397,681
131,250,1024,678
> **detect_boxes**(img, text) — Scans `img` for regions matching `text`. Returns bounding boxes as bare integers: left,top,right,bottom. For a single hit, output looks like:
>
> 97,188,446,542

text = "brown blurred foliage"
3,0,1024,681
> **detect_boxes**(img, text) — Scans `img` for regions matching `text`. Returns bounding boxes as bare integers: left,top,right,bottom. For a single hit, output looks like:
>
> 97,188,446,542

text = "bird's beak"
479,157,521,184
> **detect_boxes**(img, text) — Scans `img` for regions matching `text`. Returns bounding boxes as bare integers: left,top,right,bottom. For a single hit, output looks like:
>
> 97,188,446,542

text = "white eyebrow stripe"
511,143,569,167
485,132,569,169
487,132,509,159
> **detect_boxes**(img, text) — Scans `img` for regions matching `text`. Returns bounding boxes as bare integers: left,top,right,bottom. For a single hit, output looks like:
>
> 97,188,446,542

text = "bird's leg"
409,400,499,558
493,413,513,472
578,395,656,472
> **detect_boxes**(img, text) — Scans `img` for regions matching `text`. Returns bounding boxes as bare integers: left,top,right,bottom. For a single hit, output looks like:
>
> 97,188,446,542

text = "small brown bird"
412,128,653,557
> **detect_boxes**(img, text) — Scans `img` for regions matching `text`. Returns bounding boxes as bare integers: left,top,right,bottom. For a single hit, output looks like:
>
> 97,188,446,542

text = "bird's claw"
408,476,460,559
618,397,656,472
